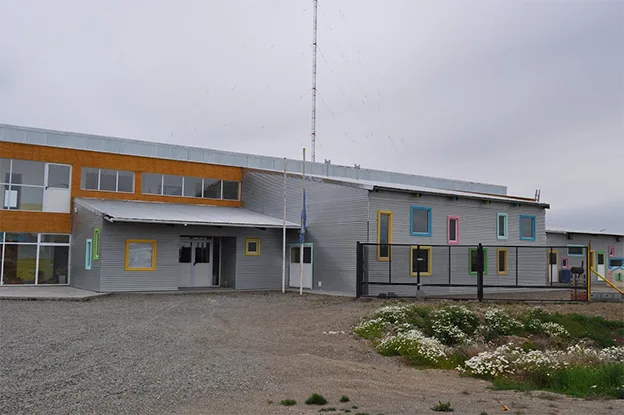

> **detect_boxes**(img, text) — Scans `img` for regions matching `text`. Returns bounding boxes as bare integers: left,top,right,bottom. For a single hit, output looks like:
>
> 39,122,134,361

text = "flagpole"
282,157,287,294
300,148,306,296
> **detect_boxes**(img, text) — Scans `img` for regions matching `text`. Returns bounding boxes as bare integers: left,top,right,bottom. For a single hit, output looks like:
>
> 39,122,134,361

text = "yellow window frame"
497,248,509,275
125,239,157,271
245,238,261,256
410,245,433,277
377,210,393,261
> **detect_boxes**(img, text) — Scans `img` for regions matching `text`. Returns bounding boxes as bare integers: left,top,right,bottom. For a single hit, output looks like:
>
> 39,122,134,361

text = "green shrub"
431,401,454,412
340,395,350,402
429,305,479,345
280,399,297,406
306,393,328,405
354,318,386,340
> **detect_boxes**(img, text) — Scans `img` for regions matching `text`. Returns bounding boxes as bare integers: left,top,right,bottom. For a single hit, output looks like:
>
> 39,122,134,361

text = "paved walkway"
0,286,109,301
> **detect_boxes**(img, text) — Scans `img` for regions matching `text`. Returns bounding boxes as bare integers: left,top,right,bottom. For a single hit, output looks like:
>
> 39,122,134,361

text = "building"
1,123,549,295
545,228,624,288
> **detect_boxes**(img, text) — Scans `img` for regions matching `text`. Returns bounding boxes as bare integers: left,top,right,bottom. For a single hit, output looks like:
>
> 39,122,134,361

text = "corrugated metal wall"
98,221,288,292
546,232,623,269
70,205,102,291
242,171,369,295
367,191,548,296
0,123,507,195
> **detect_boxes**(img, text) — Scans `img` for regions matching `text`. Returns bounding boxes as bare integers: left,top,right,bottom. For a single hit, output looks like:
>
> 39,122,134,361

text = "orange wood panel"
0,211,72,234
0,141,243,207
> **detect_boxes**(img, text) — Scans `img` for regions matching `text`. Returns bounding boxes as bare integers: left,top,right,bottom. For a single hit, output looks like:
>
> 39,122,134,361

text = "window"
616,272,624,282
163,174,183,196
548,251,558,265
608,246,616,257
125,240,157,271
410,206,432,237
141,173,241,201
291,246,312,264
81,167,135,193
447,216,460,244
497,248,508,275
497,213,508,240
410,246,432,276
183,176,203,198
610,259,623,267
93,228,101,260
85,239,93,270
377,210,393,261
1,158,45,211
519,215,536,241
222,180,240,200
469,247,489,275
597,252,605,266
567,245,585,257
561,257,569,269
246,238,261,256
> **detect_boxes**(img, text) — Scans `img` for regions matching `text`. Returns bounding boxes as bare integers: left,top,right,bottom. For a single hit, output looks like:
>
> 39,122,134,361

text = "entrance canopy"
75,198,300,229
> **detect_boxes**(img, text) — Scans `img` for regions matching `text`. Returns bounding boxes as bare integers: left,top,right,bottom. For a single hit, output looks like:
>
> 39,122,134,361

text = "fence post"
477,243,484,302
388,243,392,284
416,245,421,293
448,246,452,285
586,241,592,303
356,242,362,298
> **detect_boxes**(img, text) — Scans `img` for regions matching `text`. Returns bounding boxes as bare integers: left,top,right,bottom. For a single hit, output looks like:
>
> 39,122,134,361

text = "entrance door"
289,244,313,289
178,238,214,287
548,250,559,283
43,163,71,213
596,251,606,281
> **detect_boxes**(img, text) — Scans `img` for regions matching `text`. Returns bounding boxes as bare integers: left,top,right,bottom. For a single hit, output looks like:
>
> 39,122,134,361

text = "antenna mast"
310,0,318,162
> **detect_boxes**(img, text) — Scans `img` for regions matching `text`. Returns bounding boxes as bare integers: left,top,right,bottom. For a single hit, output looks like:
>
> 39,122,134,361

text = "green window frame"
93,228,101,260
469,247,488,275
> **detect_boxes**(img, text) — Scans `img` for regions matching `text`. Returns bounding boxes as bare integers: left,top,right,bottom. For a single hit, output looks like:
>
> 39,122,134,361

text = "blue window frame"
85,239,93,270
410,206,432,237
567,244,586,257
497,213,508,240
519,215,536,241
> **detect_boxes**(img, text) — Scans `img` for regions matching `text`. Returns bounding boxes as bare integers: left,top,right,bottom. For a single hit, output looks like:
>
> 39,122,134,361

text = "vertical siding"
70,205,102,291
221,237,236,289
242,171,369,295
367,191,548,296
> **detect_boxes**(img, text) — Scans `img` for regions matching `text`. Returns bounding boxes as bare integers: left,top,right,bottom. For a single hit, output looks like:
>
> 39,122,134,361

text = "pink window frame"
561,256,570,270
608,245,616,257
447,216,460,245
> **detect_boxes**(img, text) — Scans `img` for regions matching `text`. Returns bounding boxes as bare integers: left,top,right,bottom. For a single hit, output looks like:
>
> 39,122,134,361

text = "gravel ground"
1,293,623,415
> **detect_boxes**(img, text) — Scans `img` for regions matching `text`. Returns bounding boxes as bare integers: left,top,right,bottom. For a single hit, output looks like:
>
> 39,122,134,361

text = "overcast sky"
1,0,622,232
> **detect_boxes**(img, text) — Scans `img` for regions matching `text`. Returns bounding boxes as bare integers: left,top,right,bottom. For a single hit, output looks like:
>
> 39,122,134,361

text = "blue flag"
300,189,307,243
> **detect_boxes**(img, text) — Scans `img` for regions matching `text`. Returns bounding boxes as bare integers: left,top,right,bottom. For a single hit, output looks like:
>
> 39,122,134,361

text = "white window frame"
81,167,135,193
0,232,71,286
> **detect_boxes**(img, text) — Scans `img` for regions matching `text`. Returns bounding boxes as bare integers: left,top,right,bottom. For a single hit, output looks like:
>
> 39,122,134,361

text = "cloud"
0,0,622,230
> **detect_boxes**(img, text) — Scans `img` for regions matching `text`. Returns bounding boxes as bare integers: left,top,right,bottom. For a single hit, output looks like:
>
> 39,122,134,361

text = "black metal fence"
356,242,590,302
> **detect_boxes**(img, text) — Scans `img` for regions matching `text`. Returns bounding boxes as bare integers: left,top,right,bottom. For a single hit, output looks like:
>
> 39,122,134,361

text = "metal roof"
75,198,299,229
0,122,507,196
546,228,624,237
250,169,550,208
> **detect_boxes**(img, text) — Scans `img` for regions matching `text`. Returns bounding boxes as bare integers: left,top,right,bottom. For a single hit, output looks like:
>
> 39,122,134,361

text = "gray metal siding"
100,222,179,292
98,221,291,292
70,205,102,291
367,191,548,295
242,171,369,295
0,123,507,195
546,232,624,275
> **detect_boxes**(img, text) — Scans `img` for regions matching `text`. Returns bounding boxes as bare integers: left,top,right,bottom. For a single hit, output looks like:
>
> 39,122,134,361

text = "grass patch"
318,408,336,412
431,401,454,412
280,399,297,406
492,363,624,399
340,395,350,402
532,313,624,348
306,393,328,405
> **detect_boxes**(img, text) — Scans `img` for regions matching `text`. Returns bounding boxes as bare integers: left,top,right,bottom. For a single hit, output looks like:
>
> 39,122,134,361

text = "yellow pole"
587,241,591,303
